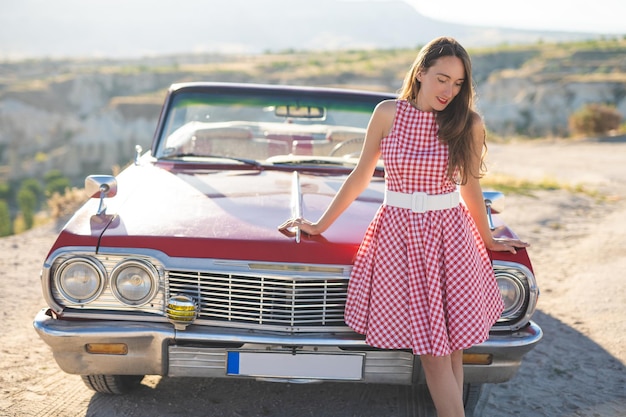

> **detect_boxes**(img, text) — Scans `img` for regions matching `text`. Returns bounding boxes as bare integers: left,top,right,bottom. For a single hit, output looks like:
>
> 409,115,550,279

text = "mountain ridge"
1,39,625,186
0,0,605,59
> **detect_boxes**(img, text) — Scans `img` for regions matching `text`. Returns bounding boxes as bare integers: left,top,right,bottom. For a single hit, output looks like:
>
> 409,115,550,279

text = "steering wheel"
329,137,364,157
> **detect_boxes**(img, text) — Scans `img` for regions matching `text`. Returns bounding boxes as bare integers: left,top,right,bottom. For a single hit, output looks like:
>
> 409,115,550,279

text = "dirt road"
1,138,624,417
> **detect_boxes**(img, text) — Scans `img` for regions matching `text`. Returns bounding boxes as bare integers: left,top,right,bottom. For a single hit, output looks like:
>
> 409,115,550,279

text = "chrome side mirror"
483,191,504,230
85,175,118,216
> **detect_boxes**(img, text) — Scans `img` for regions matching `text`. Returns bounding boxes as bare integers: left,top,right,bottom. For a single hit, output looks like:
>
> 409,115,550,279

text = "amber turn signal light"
85,343,128,355
462,353,493,365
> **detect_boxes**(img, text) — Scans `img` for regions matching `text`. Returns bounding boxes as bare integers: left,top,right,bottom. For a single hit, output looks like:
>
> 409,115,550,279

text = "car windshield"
154,86,389,163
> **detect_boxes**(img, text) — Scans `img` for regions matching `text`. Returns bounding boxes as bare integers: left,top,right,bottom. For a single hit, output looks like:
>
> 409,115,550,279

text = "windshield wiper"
271,157,384,176
270,158,355,166
161,153,262,168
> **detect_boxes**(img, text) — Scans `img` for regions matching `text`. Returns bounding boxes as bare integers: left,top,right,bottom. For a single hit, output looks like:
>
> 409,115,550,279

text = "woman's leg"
420,352,465,417
450,349,464,396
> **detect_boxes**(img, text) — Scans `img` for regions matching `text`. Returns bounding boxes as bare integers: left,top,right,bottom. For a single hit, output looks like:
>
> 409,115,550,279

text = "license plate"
226,351,364,380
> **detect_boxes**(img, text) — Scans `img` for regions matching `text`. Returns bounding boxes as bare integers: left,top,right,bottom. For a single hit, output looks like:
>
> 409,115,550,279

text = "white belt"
384,190,459,213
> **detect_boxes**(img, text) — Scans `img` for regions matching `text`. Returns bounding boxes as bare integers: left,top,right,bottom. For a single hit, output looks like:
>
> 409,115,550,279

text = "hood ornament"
290,171,303,243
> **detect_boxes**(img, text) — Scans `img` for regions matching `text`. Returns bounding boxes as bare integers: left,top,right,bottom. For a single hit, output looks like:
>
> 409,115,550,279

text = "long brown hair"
398,36,486,184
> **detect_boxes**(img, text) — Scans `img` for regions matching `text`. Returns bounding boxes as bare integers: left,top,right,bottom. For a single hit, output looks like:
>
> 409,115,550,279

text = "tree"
44,170,71,196
0,200,11,236
0,182,9,200
17,186,36,230
20,178,44,210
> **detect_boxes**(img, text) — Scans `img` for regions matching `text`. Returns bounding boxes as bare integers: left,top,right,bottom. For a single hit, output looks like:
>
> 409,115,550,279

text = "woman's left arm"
460,115,529,254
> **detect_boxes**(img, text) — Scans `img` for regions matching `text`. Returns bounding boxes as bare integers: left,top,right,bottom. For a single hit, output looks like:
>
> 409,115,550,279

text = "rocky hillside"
0,39,624,184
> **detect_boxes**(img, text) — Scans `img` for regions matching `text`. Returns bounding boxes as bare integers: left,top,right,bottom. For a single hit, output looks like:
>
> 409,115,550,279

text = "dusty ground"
0,137,624,417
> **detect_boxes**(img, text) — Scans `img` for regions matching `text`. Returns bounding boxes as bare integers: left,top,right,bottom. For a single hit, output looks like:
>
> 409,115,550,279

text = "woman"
279,36,528,417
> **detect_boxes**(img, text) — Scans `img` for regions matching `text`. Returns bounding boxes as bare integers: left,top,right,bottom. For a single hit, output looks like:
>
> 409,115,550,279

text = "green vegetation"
0,170,73,236
482,174,559,196
0,200,11,236
17,186,37,230
482,173,605,200
44,170,72,196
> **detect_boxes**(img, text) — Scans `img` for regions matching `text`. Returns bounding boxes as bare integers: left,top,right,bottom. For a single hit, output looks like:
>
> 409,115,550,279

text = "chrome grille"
166,270,348,328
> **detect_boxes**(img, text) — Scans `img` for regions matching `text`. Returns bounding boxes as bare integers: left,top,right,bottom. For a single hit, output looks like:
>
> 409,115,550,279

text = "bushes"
17,186,37,230
0,200,11,237
0,169,74,236
47,187,87,220
44,169,71,196
569,103,623,137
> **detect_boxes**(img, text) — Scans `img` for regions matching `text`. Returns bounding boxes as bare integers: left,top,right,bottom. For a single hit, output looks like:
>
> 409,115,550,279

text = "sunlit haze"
406,0,625,34
1,0,623,59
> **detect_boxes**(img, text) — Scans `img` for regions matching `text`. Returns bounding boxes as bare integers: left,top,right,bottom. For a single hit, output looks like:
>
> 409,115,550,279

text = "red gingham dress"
344,100,504,356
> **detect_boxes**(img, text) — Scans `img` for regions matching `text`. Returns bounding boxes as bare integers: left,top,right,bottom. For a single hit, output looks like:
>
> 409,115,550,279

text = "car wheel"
463,383,485,417
401,383,483,417
80,375,144,394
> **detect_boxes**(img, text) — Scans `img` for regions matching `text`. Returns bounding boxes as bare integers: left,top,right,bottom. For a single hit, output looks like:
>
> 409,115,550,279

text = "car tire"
80,375,144,394
401,383,483,417
400,385,436,417
463,383,484,417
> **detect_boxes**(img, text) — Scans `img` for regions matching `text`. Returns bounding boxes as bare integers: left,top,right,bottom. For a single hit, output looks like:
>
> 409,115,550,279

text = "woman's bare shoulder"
372,99,398,136
374,99,398,114
373,99,398,123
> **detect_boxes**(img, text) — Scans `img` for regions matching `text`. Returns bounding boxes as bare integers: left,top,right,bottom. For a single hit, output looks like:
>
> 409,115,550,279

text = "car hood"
50,162,528,267
56,163,384,265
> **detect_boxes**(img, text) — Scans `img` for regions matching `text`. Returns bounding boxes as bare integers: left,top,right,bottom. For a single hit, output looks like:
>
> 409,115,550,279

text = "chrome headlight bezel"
110,259,160,306
44,250,165,317
493,261,539,331
497,271,527,319
54,256,106,304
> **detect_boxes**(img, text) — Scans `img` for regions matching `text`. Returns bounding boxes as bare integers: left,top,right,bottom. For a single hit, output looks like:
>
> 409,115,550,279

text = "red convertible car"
34,82,541,416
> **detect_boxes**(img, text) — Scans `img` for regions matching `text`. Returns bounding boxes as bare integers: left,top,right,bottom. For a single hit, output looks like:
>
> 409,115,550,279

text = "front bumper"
34,308,542,385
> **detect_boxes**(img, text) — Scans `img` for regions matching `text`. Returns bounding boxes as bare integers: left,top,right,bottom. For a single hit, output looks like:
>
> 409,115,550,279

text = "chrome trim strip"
290,171,303,243
35,309,541,352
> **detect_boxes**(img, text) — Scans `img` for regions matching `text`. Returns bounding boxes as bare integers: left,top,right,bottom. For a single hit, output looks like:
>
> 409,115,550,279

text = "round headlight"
496,272,526,319
110,259,159,306
56,257,105,304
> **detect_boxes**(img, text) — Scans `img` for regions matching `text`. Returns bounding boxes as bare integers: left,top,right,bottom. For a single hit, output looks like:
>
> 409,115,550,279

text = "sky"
406,0,625,34
1,0,623,60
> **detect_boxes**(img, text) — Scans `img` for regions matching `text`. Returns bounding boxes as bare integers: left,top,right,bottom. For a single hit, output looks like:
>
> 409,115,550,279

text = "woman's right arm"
279,99,396,235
